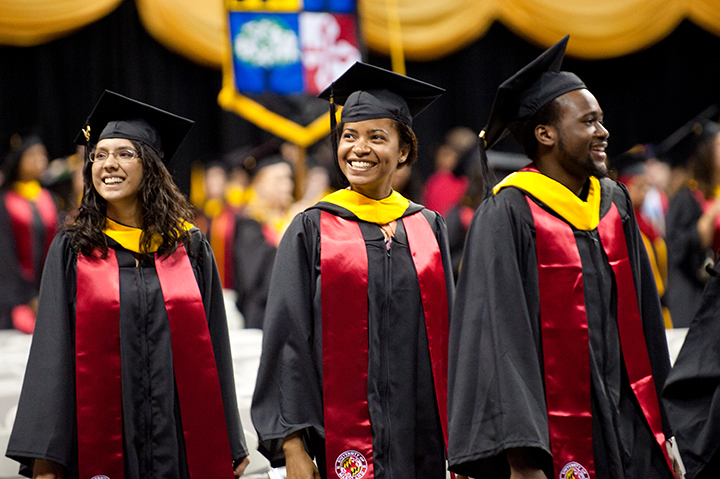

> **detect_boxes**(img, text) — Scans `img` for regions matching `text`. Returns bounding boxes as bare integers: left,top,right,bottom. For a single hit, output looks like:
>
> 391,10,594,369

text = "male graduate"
448,36,680,479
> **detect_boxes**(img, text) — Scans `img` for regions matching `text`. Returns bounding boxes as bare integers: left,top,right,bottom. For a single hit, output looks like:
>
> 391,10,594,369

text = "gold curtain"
361,0,720,60
3,0,720,62
0,0,122,46
135,0,227,68
135,0,720,64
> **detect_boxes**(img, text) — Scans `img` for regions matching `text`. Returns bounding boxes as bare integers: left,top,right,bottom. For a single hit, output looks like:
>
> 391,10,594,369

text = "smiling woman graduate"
250,63,454,479
5,91,249,479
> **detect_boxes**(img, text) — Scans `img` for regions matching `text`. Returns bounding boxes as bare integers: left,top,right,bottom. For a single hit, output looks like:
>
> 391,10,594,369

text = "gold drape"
361,0,720,60
3,0,720,62
0,0,122,46
135,0,227,68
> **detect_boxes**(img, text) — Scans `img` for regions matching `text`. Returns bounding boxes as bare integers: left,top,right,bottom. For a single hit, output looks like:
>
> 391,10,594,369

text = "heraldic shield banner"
221,0,361,146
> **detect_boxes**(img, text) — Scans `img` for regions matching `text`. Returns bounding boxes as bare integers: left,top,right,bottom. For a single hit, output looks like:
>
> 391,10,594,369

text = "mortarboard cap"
657,104,720,169
478,35,586,198
74,91,194,165
318,62,444,127
318,62,444,186
611,144,648,182
482,35,586,149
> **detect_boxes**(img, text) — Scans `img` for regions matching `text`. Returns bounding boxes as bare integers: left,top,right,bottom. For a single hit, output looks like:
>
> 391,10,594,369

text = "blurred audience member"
444,154,483,280
289,163,332,217
642,153,671,236
195,162,238,290
422,127,477,216
224,148,254,209
42,145,85,222
613,145,672,327
235,156,294,329
666,120,720,327
0,134,58,333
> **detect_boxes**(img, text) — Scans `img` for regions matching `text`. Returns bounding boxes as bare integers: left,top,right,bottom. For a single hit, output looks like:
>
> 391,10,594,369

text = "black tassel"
478,130,496,200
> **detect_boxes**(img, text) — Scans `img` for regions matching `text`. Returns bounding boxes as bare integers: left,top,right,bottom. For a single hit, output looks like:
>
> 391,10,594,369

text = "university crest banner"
220,0,360,145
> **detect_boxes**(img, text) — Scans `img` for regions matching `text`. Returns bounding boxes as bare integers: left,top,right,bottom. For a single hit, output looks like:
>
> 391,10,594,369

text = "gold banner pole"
385,0,405,75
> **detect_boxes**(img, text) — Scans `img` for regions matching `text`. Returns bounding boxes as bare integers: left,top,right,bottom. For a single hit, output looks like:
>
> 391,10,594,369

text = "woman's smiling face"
337,118,409,200
91,138,143,216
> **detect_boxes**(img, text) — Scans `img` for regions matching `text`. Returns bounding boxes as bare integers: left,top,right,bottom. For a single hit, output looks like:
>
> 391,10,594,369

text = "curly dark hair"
64,140,195,257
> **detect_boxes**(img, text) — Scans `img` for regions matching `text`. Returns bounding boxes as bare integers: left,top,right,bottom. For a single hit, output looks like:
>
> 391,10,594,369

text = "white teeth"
350,161,374,169
104,177,124,184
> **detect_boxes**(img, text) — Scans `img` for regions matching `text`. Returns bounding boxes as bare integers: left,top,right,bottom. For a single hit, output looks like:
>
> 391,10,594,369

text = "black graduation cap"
318,61,444,127
74,91,194,164
318,62,444,186
478,35,586,197
657,104,720,169
611,144,648,180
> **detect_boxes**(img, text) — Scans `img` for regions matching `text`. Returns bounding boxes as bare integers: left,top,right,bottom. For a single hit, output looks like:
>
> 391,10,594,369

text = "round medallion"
335,450,369,479
559,461,590,479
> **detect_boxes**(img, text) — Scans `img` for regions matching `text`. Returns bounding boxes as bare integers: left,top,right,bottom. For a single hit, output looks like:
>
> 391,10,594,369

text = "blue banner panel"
302,0,355,13
229,12,303,94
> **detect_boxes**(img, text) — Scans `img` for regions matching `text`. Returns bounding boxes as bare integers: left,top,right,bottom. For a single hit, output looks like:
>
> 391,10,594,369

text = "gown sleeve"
5,232,77,477
447,190,552,478
663,260,720,479
191,229,249,461
250,212,325,467
666,189,706,284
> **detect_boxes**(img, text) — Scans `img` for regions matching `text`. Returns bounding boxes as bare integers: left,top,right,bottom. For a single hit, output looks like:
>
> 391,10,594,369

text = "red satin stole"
320,210,450,479
4,189,57,282
529,198,671,478
76,245,234,479
208,208,236,289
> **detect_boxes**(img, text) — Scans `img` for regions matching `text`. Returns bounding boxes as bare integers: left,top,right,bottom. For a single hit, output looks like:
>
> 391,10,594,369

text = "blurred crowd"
2,110,719,333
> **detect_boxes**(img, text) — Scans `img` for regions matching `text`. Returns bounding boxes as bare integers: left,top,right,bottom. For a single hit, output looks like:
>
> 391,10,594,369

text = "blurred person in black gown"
0,134,58,333
664,116,720,328
234,154,294,329
613,145,672,327
195,161,239,291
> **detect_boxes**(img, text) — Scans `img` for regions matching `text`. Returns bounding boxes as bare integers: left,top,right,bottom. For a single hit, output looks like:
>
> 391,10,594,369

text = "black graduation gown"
233,217,277,329
5,228,248,479
251,201,454,479
663,260,720,479
448,179,673,479
666,187,712,328
0,189,57,329
444,204,473,281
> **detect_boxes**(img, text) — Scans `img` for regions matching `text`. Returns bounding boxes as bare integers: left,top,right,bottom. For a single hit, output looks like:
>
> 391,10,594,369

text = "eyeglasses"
90,148,139,163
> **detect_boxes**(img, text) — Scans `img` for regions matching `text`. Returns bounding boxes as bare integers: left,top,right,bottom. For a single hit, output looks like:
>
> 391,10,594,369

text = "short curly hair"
520,98,563,160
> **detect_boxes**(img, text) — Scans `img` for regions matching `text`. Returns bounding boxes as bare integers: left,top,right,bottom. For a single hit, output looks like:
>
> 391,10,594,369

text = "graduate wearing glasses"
6,91,249,479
